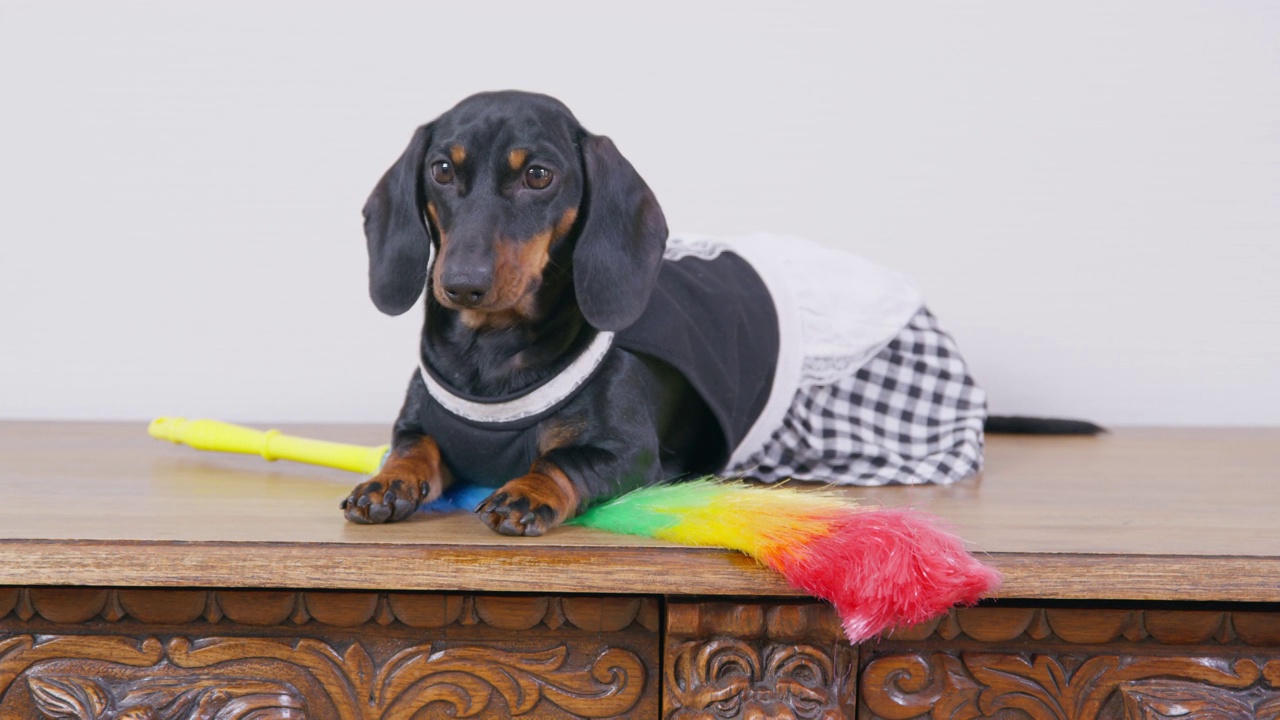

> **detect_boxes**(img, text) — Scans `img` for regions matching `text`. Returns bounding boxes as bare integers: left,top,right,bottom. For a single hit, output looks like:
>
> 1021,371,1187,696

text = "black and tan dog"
340,91,1097,536
342,91,725,535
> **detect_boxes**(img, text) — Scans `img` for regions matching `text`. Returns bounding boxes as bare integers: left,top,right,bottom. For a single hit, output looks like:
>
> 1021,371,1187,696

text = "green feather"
570,477,729,537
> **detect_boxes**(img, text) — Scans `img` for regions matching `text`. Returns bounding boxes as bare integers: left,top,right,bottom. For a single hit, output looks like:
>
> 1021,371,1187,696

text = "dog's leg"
476,354,677,537
474,458,581,536
341,435,454,523
342,373,453,524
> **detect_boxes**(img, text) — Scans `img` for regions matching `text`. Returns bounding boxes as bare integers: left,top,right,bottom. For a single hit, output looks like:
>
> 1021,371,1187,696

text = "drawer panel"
859,605,1280,719
0,588,660,719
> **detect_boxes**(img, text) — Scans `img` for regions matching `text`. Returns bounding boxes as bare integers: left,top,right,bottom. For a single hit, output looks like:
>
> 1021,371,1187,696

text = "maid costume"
417,234,987,488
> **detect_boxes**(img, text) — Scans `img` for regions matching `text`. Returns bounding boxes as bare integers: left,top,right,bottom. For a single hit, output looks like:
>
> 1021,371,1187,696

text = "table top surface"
2,421,1278,602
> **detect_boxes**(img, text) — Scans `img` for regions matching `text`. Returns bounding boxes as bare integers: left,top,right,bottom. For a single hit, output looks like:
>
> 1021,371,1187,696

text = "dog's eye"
525,166,554,190
430,161,455,184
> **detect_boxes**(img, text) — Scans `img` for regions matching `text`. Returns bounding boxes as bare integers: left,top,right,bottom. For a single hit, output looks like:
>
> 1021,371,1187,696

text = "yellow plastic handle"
148,417,388,475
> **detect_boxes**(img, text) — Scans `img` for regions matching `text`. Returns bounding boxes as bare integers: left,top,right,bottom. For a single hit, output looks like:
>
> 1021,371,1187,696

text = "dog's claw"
474,488,558,537
342,477,426,524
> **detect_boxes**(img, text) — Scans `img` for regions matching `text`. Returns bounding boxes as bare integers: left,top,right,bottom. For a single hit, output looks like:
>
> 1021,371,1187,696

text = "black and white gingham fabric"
726,307,987,486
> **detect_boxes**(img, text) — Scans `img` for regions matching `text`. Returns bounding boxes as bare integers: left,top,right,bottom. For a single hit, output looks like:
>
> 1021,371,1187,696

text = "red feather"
765,507,1002,643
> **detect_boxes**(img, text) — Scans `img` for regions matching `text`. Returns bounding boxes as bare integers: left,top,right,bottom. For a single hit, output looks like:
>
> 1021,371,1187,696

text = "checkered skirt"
726,307,987,486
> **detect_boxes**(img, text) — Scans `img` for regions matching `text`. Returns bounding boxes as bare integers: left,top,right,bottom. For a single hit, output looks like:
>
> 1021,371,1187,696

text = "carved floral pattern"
27,672,306,720
9,591,1280,718
1120,678,1280,719
0,591,657,718
860,652,1280,719
859,606,1280,718
665,602,854,719
666,639,851,719
171,636,646,718
1,635,646,718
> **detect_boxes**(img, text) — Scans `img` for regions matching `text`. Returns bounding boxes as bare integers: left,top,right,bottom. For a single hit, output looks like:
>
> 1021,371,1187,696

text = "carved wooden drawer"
0,587,660,719
661,600,1280,719
664,600,858,718
859,604,1280,720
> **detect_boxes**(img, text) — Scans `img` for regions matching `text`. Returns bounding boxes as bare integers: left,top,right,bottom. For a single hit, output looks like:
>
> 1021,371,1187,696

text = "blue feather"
417,482,494,514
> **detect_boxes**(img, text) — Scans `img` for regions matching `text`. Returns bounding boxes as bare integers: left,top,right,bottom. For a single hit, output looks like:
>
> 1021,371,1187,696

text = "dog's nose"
442,278,489,307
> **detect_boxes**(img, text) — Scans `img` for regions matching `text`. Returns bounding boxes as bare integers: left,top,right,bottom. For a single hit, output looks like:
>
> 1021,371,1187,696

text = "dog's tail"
984,416,1105,435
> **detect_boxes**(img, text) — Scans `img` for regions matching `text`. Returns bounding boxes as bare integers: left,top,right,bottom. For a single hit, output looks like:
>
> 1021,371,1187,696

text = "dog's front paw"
341,436,451,524
474,471,578,536
341,476,425,524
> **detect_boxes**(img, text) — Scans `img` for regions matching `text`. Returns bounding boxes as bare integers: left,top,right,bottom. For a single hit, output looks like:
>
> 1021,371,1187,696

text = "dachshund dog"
340,91,1084,535
342,91,722,535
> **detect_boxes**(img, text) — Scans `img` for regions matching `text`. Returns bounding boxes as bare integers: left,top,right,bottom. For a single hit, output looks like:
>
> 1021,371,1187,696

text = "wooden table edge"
0,540,1276,603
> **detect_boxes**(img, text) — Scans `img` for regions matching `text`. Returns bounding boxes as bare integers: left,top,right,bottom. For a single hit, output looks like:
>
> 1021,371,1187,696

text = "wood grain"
861,427,1280,555
2,422,1279,601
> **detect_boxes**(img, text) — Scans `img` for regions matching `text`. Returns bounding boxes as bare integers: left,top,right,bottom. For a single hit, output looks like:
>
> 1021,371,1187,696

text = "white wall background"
2,1,1277,426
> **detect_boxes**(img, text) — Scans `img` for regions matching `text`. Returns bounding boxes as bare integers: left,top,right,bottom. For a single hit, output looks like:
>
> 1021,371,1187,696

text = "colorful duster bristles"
571,478,1001,643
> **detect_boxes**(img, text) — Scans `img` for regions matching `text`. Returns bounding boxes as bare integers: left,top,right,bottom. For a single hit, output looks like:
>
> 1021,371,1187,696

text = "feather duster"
570,478,1001,643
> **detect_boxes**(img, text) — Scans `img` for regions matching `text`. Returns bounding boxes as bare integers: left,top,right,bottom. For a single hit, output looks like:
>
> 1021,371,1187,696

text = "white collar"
417,238,615,424
418,330,615,424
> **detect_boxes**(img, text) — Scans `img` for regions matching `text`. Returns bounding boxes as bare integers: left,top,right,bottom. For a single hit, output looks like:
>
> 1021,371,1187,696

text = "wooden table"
1,422,1277,718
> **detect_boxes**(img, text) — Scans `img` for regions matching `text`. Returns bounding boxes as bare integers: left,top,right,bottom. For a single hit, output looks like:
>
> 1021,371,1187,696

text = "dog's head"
363,91,667,331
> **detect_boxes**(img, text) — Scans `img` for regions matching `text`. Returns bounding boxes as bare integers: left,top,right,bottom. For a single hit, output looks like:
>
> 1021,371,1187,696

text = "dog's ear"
363,123,434,316
573,134,668,331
